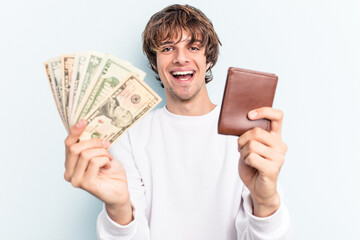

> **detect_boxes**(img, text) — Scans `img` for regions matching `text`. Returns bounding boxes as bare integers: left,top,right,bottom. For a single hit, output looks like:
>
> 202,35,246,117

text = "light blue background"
1,0,359,239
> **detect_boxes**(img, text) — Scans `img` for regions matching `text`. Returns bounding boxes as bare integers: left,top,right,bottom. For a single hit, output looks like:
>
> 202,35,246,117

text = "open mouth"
171,71,194,81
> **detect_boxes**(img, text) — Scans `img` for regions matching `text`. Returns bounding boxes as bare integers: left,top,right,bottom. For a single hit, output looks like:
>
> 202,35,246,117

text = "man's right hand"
64,119,133,225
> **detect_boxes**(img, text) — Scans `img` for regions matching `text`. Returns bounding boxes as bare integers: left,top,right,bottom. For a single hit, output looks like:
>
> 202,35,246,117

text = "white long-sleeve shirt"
97,106,292,239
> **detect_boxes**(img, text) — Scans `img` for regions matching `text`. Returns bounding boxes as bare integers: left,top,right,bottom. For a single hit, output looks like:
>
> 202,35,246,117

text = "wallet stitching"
267,80,277,131
219,71,233,133
233,68,277,79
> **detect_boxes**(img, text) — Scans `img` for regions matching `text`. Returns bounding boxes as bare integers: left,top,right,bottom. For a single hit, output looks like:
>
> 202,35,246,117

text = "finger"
70,149,112,187
82,157,111,191
65,139,110,181
244,152,284,179
248,107,284,135
65,138,110,170
244,152,273,174
65,120,88,148
240,140,277,161
238,127,280,150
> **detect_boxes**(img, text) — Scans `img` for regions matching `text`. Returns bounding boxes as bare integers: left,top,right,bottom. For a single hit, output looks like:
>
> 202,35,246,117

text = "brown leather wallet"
218,67,278,136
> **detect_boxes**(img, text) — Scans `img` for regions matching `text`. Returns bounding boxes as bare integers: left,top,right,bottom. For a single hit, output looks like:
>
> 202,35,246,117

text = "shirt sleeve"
96,132,150,240
235,186,292,240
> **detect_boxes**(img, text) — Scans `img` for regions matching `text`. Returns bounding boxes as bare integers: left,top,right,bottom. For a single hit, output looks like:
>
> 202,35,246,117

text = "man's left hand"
238,107,288,217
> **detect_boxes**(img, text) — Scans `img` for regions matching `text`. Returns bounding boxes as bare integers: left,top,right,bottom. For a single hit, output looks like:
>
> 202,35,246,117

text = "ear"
206,62,212,71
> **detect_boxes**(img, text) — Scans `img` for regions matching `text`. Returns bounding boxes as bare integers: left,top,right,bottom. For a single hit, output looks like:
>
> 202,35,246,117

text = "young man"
64,4,292,239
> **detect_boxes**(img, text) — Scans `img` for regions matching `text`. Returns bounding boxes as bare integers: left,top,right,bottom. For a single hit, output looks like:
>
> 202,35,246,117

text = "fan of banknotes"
44,50,162,145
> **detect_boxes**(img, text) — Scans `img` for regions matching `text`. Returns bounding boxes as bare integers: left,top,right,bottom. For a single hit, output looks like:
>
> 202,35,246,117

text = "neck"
165,87,216,116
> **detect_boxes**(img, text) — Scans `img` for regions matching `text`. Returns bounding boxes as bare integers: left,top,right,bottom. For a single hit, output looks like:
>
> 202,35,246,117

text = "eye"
161,47,173,52
189,46,200,51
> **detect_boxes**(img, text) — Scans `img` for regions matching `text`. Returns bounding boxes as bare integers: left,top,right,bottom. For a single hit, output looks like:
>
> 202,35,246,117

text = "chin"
167,85,202,102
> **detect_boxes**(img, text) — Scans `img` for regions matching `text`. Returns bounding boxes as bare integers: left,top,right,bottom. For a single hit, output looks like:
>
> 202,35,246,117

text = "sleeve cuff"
243,194,291,237
97,200,138,239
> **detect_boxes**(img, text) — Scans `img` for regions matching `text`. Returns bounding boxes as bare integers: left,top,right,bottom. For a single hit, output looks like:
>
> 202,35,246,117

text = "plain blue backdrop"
1,0,359,239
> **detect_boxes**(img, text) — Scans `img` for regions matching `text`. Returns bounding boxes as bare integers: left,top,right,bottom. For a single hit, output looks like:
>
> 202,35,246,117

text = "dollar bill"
47,57,69,131
104,53,146,80
44,62,64,125
68,52,87,126
79,74,162,145
74,55,146,123
70,50,105,127
61,54,75,127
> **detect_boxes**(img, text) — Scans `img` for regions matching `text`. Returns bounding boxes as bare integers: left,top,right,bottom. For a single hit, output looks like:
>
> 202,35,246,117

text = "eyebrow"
160,41,174,46
160,39,203,46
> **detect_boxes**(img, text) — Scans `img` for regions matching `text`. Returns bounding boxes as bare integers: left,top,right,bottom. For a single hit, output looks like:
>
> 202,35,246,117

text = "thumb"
65,119,87,146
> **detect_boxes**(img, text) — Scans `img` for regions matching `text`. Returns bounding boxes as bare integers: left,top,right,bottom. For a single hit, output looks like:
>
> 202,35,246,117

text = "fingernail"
76,120,85,128
102,140,110,147
249,110,258,119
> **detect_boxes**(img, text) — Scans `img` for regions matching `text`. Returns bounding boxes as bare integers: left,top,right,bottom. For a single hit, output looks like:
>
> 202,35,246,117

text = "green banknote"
74,55,146,122
71,51,105,126
68,52,87,126
79,74,161,145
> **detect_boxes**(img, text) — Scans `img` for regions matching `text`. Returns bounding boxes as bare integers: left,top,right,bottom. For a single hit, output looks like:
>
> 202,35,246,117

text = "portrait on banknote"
97,95,134,129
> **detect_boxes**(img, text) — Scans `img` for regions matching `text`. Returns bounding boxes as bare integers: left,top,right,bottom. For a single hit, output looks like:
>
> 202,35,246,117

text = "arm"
96,131,151,239
64,120,138,236
235,186,292,240
236,107,292,239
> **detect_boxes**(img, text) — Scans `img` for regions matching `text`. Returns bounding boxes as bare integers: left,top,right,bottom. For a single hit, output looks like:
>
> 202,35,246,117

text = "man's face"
155,31,211,102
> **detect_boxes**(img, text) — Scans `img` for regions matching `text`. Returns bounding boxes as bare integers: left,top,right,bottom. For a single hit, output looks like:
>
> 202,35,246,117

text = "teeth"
172,71,194,76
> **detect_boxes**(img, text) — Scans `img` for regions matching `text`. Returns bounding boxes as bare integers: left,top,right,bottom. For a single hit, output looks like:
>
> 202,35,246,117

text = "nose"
172,48,190,65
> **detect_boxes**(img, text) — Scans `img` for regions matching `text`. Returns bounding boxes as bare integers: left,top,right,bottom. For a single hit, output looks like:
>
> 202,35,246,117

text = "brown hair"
142,4,221,86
